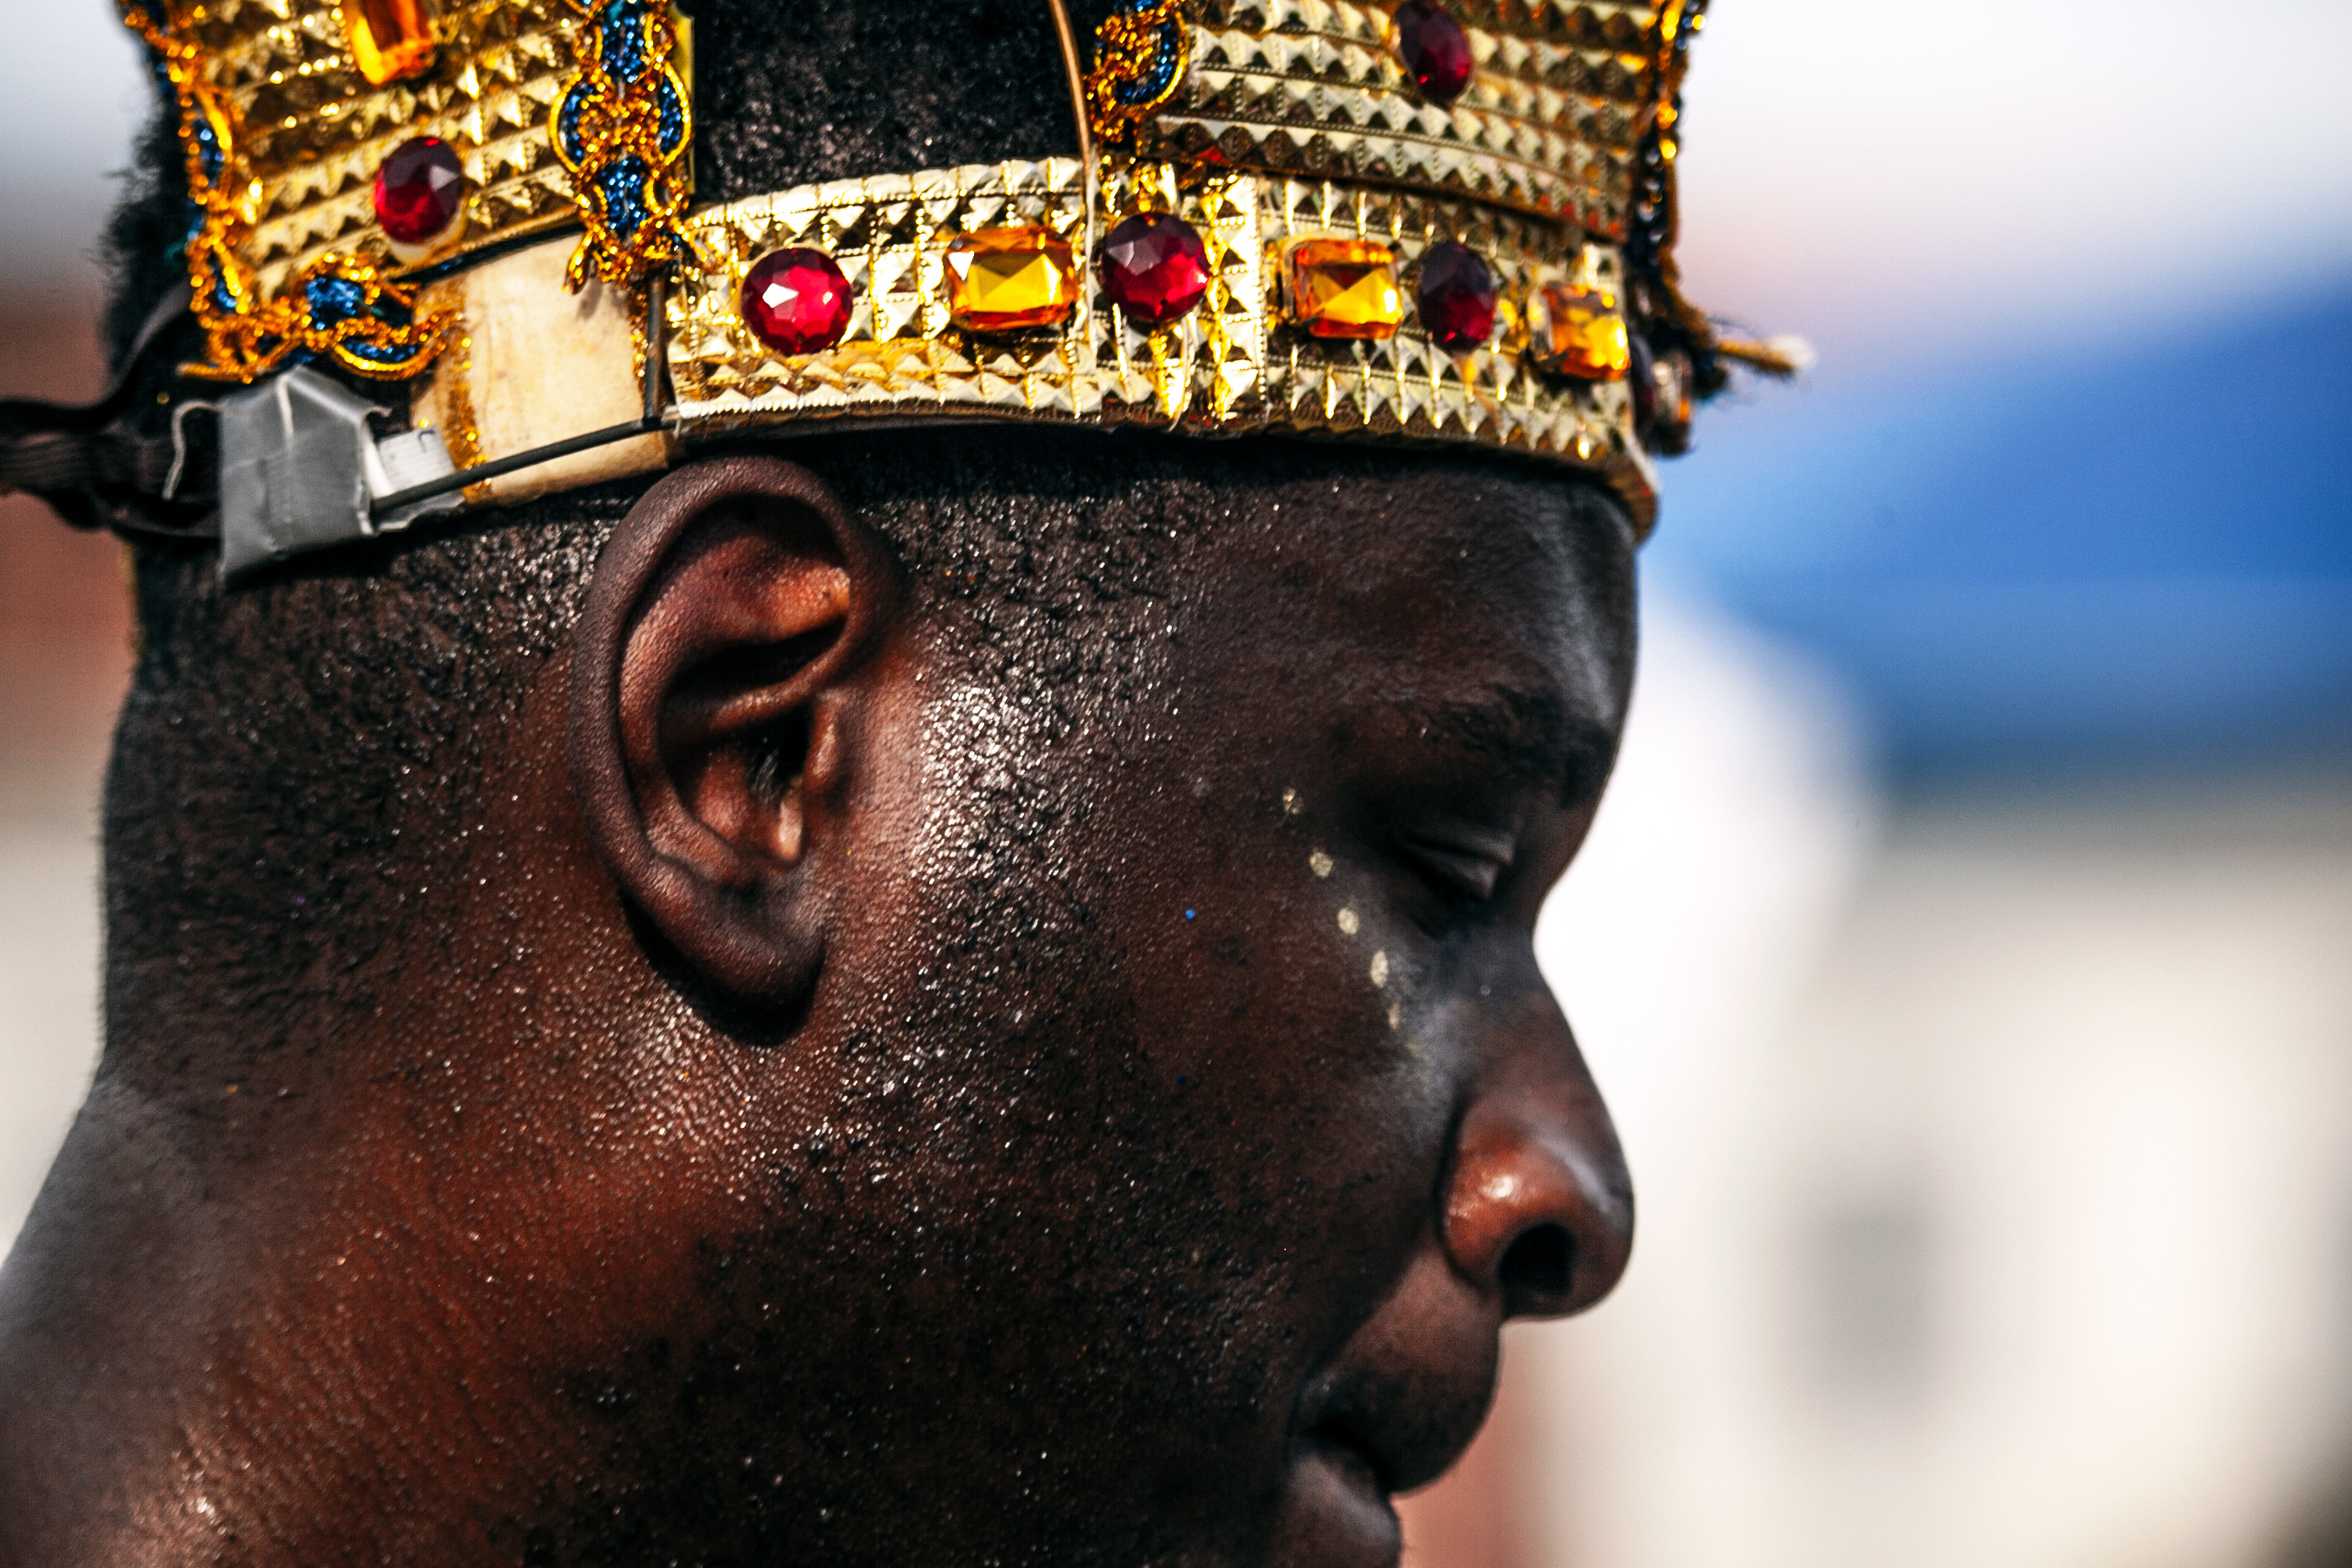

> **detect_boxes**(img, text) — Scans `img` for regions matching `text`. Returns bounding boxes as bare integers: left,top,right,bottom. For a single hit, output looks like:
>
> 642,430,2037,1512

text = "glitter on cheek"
1282,787,1303,816
1323,863,1407,1039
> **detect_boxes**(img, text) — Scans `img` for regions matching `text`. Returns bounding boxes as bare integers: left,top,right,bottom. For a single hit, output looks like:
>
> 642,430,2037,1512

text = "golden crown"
100,0,1779,573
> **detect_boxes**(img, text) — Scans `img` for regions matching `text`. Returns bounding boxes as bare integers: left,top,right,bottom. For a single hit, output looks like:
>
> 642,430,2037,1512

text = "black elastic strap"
0,286,218,542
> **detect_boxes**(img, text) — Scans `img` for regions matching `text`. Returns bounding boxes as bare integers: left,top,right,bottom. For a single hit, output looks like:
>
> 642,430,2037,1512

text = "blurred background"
3,3,2349,1565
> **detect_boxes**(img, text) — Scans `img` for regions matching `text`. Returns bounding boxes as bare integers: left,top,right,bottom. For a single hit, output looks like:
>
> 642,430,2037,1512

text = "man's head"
84,425,1637,1565
0,3,1647,1564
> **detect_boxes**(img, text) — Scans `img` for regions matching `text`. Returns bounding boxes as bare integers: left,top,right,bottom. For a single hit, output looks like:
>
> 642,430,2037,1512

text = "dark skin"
0,449,1636,1567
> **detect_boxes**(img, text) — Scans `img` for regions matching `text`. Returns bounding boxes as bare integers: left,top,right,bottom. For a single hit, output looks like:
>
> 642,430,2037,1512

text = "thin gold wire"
1045,0,1100,291
1045,0,1097,193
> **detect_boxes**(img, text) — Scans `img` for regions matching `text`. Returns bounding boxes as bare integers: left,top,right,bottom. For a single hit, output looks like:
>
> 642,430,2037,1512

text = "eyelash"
1396,832,1513,905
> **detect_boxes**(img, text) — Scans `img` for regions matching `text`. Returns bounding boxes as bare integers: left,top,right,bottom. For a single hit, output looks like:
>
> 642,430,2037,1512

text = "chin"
1262,1440,1405,1568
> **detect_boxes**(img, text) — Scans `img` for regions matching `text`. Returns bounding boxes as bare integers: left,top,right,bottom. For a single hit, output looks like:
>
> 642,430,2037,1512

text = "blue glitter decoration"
599,0,650,83
298,276,414,362
191,118,225,182
1085,0,1191,137
304,275,368,324
557,91,590,165
341,336,416,366
597,156,652,242
654,74,685,154
1119,16,1184,106
549,0,692,289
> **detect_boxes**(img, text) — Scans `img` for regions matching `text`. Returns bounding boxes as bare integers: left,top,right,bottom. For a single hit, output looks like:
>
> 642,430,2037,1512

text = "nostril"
1498,1222,1575,1307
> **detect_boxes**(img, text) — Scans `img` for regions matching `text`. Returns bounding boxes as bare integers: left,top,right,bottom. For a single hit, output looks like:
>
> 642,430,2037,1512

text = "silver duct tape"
215,368,460,582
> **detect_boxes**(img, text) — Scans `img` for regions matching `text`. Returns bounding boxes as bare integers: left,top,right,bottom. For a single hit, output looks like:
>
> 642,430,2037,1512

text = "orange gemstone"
945,226,1080,332
1286,238,1402,340
344,0,439,87
1532,280,1631,380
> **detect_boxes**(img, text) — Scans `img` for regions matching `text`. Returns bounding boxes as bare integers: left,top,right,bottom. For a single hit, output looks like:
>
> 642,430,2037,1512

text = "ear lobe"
569,456,896,1004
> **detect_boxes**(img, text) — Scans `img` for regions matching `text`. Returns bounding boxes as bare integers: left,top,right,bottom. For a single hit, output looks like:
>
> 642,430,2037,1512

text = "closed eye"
1398,824,1517,902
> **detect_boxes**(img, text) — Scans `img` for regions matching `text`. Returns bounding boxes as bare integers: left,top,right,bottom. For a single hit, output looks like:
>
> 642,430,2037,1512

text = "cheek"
1106,794,1450,1298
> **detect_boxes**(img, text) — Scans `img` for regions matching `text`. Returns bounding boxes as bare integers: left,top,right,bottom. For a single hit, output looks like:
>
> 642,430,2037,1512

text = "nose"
1441,997,1633,1320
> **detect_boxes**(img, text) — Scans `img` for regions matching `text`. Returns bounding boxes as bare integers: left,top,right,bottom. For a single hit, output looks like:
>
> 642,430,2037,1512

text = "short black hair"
96,0,1636,1088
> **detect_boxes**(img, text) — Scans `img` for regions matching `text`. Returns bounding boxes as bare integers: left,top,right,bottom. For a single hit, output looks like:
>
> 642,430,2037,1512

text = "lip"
1297,1348,1493,1499
1277,1251,1507,1563
1308,1415,1398,1496
1282,1426,1404,1568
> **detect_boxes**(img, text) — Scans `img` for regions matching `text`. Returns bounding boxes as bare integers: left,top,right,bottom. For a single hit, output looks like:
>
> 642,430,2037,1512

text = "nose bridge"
1440,951,1633,1320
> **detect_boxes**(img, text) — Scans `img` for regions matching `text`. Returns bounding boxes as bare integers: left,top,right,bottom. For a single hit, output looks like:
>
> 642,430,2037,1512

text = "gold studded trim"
231,0,592,301
670,161,1100,422
117,0,692,380
118,0,454,382
663,158,1657,531
146,0,592,301
1099,0,1669,237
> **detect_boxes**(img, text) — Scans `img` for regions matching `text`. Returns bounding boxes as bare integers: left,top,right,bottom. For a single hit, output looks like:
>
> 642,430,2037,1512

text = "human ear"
569,455,896,1004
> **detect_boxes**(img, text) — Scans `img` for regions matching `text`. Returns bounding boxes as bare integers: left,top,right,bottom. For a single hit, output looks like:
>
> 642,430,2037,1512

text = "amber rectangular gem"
1533,281,1630,381
1286,238,1402,340
945,226,1079,332
344,0,439,87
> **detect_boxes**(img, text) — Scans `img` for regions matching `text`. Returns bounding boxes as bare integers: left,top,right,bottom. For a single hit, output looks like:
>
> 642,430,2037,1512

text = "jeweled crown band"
645,157,1675,529
391,160,1685,531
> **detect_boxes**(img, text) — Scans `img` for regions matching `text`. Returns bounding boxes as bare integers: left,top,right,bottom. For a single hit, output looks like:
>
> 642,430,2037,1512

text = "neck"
0,971,680,1563
0,1074,246,1564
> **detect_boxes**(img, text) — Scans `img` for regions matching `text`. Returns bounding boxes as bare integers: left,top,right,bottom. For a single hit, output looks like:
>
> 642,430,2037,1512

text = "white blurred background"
4,4,2351,1566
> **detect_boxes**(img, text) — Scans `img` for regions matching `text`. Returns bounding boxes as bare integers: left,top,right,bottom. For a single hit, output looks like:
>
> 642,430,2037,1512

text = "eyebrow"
1396,684,1616,804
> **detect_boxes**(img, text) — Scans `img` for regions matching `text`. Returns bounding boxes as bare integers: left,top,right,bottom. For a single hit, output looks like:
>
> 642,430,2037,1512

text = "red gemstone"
373,136,466,245
1393,0,1473,105
1415,242,1496,351
740,248,855,356
1099,211,1211,328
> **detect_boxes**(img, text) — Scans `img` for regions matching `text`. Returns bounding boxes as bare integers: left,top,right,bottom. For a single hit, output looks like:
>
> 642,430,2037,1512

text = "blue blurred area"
1650,280,2352,780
